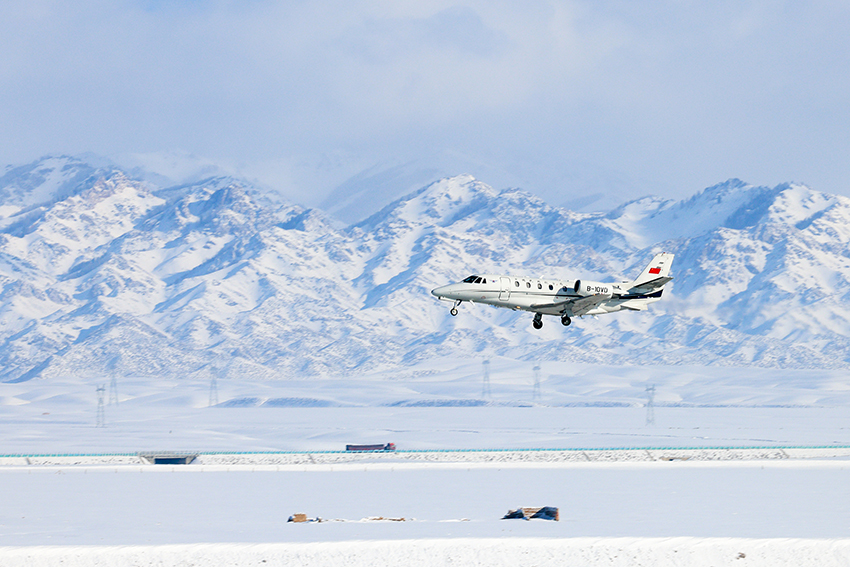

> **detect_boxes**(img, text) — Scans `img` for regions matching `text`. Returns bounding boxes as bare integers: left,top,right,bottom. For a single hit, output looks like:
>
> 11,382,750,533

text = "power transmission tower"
482,359,491,399
533,363,542,400
209,368,219,407
96,385,106,428
108,371,119,406
645,384,656,426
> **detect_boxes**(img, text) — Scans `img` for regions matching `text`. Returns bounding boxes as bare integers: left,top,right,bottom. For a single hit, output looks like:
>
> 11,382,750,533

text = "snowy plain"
3,359,850,565
4,358,850,453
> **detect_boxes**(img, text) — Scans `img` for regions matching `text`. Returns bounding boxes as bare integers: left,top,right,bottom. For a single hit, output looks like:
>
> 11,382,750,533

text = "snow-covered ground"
3,360,850,454
3,360,850,565
4,538,850,567
2,460,850,565
6,459,850,544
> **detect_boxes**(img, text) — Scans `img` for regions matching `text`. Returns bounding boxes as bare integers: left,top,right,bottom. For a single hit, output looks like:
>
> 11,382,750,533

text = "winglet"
631,253,675,289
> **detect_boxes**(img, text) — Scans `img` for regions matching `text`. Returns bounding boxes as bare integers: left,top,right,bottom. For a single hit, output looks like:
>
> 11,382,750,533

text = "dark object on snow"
502,508,528,520
288,514,324,523
530,506,559,520
139,452,198,465
346,443,396,451
502,506,559,521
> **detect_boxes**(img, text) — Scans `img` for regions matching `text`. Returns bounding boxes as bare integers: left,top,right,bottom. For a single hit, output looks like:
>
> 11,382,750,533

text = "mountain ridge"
2,155,850,381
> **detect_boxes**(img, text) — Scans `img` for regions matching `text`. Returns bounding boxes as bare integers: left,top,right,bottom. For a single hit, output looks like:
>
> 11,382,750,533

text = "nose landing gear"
532,313,543,330
450,300,462,316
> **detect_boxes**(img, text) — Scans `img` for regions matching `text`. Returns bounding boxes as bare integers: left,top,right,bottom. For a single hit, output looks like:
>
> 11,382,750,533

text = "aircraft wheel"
450,308,458,316
561,315,572,326
532,319,543,330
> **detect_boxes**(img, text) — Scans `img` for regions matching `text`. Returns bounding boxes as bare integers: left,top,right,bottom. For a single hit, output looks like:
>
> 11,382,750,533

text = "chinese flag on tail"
649,267,661,274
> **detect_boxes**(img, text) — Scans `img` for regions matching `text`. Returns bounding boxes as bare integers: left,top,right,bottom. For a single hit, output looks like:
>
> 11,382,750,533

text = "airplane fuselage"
430,253,674,329
431,275,659,317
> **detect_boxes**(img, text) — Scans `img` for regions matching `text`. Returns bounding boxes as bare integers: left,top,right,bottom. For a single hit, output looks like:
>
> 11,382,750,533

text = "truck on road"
345,443,396,451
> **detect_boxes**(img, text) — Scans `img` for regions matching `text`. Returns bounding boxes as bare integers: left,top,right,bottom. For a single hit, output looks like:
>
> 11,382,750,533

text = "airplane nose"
431,284,451,298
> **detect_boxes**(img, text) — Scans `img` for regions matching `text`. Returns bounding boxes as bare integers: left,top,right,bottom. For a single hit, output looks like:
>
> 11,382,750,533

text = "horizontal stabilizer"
629,275,673,293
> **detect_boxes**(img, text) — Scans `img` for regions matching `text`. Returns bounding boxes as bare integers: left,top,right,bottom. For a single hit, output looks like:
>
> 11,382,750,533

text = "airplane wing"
531,294,610,317
628,276,672,294
570,294,611,316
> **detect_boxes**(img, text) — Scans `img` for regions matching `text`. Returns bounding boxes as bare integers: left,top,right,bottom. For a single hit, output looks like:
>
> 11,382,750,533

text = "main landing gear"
450,300,462,316
532,313,572,329
532,313,543,330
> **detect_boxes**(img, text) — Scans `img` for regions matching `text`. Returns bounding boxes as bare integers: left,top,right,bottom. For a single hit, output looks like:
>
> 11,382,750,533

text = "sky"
1,0,849,209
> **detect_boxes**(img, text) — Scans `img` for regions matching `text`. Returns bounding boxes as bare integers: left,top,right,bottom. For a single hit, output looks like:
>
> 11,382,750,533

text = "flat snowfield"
6,363,850,454
2,460,850,565
4,364,850,565
3,538,850,567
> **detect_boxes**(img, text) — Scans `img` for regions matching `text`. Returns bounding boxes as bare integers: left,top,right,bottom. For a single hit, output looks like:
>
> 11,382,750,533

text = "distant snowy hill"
2,155,850,382
319,151,528,224
318,150,649,224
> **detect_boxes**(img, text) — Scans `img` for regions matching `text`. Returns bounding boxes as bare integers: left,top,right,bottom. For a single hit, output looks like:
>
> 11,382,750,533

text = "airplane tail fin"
630,253,675,291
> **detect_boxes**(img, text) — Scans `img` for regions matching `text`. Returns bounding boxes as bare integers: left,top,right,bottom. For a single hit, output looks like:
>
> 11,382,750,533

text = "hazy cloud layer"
2,1,849,206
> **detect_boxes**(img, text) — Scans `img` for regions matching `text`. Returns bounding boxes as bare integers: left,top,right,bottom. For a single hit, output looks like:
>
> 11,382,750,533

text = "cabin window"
537,283,542,289
515,281,519,287
526,282,531,288
549,284,553,290
463,275,477,283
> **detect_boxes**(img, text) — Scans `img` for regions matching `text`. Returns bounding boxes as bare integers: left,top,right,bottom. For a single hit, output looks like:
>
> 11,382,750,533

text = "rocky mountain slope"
2,156,849,382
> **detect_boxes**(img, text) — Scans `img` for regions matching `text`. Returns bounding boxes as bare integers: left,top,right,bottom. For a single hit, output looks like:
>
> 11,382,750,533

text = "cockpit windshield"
462,275,478,283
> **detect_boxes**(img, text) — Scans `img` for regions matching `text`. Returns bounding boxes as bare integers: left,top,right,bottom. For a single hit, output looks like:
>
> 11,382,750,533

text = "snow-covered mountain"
318,151,525,225
2,155,850,382
319,150,651,225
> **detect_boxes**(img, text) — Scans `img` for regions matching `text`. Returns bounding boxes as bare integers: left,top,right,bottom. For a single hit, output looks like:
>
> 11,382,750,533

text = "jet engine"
573,280,613,297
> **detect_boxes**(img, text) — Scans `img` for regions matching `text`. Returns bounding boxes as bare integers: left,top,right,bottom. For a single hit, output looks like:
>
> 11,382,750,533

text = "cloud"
339,6,510,62
1,1,850,206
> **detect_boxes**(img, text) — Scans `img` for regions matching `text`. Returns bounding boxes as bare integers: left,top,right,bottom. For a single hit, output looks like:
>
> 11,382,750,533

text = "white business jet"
431,253,674,329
